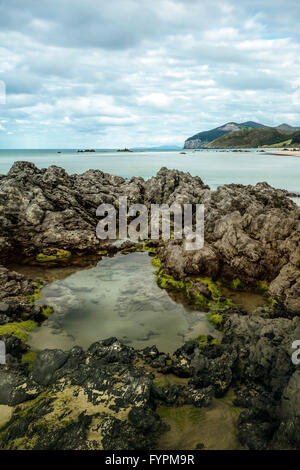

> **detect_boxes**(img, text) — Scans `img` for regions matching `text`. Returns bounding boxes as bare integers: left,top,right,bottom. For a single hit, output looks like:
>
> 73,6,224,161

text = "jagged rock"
0,162,299,450
0,338,166,450
0,266,44,325
0,163,298,313
0,369,41,406
273,370,300,447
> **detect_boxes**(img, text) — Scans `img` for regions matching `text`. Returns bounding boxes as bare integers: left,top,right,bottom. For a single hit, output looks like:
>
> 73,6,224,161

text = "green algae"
154,266,236,314
0,320,37,342
156,272,192,292
41,306,54,319
0,388,72,449
193,277,236,312
267,296,278,306
21,350,38,371
36,249,71,263
157,391,242,450
97,250,108,256
120,241,157,255
189,291,208,309
158,406,206,432
142,240,157,253
208,313,223,330
218,390,243,418
228,278,246,292
27,282,44,304
255,281,278,307
256,280,269,295
153,379,171,389
195,334,220,348
151,256,162,270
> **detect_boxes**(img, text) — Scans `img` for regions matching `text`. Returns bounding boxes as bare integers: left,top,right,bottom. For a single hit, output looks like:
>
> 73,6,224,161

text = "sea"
0,148,299,193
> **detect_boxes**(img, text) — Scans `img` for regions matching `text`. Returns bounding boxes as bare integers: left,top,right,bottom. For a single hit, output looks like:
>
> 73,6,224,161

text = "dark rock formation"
0,266,44,325
0,162,299,450
0,310,299,450
0,163,299,311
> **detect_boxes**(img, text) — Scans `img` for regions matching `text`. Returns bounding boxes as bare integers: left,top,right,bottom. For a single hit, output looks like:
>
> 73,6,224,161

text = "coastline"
266,150,300,157
1,149,300,194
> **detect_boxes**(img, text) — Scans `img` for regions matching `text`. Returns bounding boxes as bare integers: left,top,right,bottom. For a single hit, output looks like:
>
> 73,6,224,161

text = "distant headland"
184,122,300,149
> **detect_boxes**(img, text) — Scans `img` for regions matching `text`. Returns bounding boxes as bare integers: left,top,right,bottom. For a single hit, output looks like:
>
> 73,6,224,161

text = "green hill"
184,121,266,149
206,127,300,148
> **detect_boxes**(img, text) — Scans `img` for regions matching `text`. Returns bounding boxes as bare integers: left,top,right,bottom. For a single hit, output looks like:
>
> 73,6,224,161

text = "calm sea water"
0,148,299,192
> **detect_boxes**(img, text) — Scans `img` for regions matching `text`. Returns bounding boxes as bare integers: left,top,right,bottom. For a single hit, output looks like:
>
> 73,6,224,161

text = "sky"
0,0,300,148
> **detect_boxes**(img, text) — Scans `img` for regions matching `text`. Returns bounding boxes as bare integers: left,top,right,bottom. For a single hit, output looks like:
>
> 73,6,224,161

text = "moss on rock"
27,282,43,304
41,306,54,319
208,313,223,330
256,280,269,295
36,249,71,263
156,272,191,292
196,277,236,312
0,320,37,342
158,406,206,432
153,268,236,313
21,350,38,371
151,256,162,271
228,278,246,292
120,241,157,255
195,334,220,348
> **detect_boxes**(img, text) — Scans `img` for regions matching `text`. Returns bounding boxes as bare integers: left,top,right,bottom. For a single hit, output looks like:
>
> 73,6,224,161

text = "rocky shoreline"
0,162,299,450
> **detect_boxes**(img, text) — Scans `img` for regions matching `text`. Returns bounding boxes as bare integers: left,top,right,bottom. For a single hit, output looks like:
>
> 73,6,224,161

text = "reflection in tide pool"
28,253,217,353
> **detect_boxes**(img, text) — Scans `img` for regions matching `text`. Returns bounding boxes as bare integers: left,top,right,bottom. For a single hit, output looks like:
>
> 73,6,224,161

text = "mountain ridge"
276,123,300,132
184,121,300,149
206,127,300,149
184,121,266,148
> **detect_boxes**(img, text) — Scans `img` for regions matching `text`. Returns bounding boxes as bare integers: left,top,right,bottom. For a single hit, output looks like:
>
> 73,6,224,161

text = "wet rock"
189,281,212,300
0,302,9,313
0,334,28,361
0,338,166,450
128,406,161,433
273,370,300,447
0,370,40,406
237,409,277,450
31,349,69,386
180,385,214,407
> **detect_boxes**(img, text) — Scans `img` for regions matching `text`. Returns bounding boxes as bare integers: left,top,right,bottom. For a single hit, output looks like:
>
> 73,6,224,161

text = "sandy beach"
266,150,300,156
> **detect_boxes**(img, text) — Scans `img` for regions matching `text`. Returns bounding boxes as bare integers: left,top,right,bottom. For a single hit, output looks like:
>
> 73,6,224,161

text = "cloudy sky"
0,0,299,148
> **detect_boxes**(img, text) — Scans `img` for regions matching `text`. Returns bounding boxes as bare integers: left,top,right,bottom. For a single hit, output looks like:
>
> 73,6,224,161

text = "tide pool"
28,253,217,353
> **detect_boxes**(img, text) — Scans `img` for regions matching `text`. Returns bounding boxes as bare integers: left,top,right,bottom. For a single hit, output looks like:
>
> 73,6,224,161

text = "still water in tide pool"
28,252,217,353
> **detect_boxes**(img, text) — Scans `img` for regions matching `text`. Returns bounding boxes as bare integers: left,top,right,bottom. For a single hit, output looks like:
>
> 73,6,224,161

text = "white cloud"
137,93,173,108
0,0,300,148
